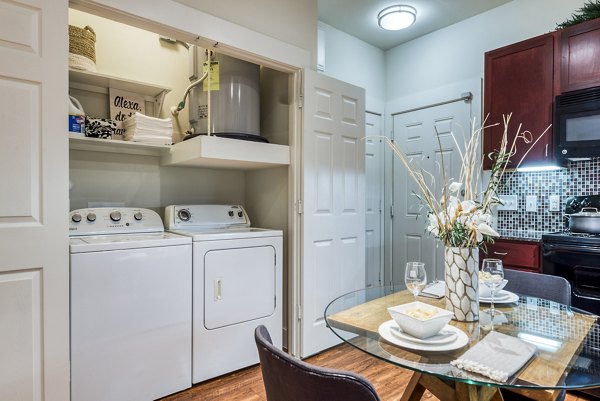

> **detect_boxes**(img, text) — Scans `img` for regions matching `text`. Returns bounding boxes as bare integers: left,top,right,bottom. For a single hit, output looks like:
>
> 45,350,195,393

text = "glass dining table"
324,285,600,401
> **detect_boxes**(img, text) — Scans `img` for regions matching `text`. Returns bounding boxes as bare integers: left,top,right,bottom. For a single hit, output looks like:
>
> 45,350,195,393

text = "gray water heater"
189,51,261,141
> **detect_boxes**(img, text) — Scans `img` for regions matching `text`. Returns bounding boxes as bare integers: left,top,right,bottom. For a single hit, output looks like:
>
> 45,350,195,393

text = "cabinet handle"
545,144,548,158
493,251,508,256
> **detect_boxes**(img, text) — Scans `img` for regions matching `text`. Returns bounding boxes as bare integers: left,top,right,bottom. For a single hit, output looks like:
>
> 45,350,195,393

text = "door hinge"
297,304,302,320
298,94,304,109
390,204,394,218
297,199,303,215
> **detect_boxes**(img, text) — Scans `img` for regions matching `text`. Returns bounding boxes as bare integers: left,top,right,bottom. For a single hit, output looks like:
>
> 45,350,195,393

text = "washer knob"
109,211,122,222
134,211,143,221
238,211,243,218
177,209,191,222
228,210,234,217
86,212,96,222
71,213,82,223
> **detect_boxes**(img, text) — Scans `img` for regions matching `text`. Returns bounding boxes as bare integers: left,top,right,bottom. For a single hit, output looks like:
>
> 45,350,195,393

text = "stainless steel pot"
568,207,600,234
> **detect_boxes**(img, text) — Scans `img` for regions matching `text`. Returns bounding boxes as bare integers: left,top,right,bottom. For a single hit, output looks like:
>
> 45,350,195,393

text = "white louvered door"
301,70,365,357
0,1,70,400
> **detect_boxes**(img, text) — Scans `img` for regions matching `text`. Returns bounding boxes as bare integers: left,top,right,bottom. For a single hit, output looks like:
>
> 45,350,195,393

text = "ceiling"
319,0,513,50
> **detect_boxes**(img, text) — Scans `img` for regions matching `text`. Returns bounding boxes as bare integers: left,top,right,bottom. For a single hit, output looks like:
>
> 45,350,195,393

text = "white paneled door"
0,1,69,400
365,112,383,288
301,71,365,358
392,101,471,284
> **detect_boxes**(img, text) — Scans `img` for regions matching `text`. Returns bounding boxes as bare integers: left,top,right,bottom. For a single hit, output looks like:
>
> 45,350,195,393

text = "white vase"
444,246,479,322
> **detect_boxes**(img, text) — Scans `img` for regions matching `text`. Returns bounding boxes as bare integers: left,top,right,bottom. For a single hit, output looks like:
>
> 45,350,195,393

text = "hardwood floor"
161,344,593,401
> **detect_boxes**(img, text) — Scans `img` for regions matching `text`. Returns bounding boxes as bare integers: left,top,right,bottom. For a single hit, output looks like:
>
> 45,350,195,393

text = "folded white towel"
451,331,536,382
123,112,173,144
420,281,445,299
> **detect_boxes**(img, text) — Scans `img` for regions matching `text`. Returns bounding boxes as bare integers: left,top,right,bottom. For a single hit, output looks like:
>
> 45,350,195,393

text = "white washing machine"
164,204,282,383
69,208,192,401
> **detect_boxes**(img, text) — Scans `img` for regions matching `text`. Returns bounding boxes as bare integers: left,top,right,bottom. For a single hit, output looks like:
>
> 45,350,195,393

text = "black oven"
542,238,600,315
555,86,600,161
543,234,600,399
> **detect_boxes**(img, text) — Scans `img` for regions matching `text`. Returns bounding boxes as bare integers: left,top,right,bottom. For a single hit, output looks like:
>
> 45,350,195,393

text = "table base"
401,372,563,401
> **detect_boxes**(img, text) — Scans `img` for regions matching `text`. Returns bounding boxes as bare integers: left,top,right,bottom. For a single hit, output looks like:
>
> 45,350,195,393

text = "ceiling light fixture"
377,5,417,31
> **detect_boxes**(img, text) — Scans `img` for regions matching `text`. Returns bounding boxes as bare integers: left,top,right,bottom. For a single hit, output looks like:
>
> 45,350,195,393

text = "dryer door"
204,245,276,329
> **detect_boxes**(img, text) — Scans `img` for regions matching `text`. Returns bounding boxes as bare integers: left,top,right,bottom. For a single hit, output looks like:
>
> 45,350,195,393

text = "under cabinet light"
516,165,563,172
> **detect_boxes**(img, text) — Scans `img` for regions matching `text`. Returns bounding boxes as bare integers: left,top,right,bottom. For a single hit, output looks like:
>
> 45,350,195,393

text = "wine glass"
404,262,427,300
481,258,504,317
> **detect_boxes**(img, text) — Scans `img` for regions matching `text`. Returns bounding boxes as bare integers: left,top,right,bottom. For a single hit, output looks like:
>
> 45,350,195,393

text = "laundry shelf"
161,135,290,169
69,134,290,169
68,133,170,157
68,69,170,116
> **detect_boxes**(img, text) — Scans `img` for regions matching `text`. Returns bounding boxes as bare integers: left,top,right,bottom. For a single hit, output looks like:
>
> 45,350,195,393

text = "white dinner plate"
390,325,457,345
479,290,519,304
479,290,510,301
378,320,469,352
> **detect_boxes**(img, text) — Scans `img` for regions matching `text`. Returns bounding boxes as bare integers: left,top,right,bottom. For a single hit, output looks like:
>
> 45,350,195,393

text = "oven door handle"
573,291,600,301
543,243,600,254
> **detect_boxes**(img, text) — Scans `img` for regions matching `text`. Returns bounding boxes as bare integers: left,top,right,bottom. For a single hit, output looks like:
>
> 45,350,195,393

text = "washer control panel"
164,205,250,230
69,208,164,236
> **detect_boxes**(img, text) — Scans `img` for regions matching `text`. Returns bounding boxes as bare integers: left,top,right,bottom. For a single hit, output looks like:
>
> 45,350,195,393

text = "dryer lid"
69,232,191,253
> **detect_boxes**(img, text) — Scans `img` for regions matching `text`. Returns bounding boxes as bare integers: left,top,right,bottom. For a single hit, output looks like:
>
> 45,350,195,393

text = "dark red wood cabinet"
480,239,541,273
560,17,600,93
483,33,559,170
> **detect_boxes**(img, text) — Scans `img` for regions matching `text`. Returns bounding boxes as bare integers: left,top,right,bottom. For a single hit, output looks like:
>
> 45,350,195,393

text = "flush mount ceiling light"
377,5,417,31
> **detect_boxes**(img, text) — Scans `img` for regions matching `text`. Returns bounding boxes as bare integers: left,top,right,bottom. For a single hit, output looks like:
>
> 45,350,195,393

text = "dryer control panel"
69,207,164,236
164,205,250,230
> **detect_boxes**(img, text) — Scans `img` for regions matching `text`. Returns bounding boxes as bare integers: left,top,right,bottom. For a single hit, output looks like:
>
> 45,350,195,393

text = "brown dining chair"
501,269,571,401
254,325,381,401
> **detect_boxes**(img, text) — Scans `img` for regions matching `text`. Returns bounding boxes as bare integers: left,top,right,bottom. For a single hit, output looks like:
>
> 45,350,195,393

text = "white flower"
427,213,440,236
449,181,462,193
460,200,477,214
475,223,499,242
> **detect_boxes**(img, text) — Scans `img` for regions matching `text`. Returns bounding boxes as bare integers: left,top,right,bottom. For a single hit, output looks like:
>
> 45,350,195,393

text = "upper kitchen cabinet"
483,32,559,169
560,18,600,93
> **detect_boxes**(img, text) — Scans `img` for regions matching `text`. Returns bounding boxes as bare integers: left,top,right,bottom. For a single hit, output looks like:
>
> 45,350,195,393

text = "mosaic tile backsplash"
496,158,600,234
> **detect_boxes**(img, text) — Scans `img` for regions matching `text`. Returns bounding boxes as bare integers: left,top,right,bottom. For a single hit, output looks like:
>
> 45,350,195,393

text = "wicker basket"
69,25,96,64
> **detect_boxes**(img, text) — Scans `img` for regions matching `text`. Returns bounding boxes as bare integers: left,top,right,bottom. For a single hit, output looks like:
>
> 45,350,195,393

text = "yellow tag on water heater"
203,61,220,91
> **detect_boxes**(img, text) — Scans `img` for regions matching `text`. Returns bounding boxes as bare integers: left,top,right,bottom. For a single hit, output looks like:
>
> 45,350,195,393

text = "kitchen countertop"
497,229,546,242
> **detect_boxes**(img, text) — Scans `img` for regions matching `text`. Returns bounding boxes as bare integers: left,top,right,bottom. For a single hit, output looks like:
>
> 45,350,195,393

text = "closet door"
300,70,365,357
0,1,69,400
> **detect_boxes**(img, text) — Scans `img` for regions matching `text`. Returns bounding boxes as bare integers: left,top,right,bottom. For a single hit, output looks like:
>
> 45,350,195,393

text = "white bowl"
478,279,508,298
387,301,453,339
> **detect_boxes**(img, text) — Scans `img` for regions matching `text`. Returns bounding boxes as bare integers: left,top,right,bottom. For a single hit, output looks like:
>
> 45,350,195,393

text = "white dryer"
69,208,192,401
164,204,283,383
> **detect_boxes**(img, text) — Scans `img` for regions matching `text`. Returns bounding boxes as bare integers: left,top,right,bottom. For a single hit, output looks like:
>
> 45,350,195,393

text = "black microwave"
555,86,600,161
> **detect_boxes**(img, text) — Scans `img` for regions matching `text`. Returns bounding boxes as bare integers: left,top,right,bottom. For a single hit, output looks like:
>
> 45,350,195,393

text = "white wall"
174,0,318,67
318,22,385,113
69,151,246,210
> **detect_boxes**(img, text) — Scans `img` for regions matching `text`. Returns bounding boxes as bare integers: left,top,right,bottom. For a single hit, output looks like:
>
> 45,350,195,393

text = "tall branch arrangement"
386,114,550,248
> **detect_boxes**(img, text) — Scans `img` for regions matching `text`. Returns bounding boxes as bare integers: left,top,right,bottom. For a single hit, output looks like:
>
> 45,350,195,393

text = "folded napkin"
419,281,445,299
450,331,536,382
